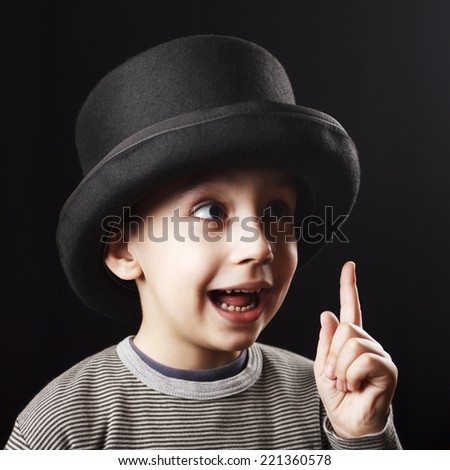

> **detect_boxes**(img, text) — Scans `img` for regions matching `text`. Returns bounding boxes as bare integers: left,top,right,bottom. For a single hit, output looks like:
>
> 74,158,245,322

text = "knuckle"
361,352,376,368
346,337,363,354
387,359,399,380
339,321,355,337
392,363,399,381
384,350,392,361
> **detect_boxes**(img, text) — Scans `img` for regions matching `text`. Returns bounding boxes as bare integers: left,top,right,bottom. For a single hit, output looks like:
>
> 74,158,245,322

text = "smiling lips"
209,289,263,312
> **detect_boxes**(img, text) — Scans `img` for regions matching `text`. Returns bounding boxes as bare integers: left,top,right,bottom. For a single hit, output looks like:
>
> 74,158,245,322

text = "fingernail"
324,363,335,379
336,379,344,391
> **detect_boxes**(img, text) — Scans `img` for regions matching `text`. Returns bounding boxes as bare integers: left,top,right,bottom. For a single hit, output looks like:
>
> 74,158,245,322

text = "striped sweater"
5,339,401,449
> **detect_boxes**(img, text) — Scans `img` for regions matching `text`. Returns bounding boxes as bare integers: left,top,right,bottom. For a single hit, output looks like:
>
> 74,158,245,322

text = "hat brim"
57,101,359,321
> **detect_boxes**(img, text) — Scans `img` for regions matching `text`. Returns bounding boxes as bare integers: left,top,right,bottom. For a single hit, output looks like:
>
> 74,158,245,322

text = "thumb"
314,311,339,377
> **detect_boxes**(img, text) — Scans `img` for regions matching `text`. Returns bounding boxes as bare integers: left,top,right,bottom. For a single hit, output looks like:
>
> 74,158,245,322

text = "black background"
2,0,449,450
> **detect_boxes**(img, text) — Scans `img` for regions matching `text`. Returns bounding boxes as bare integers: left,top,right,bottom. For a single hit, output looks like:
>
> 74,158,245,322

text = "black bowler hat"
57,35,360,321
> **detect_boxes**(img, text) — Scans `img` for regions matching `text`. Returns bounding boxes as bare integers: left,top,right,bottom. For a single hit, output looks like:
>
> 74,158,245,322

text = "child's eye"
191,202,227,221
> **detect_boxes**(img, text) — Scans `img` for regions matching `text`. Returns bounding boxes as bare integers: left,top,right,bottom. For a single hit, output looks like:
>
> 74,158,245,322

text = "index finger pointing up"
339,261,362,327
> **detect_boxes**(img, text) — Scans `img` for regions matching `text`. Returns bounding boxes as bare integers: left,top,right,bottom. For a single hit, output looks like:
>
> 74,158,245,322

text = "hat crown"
76,35,295,175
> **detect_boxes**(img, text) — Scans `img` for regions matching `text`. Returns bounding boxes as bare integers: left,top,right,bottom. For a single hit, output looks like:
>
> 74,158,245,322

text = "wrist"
330,416,387,439
323,408,402,449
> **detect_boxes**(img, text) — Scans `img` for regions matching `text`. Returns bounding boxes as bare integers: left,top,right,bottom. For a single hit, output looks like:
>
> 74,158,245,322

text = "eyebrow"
179,170,298,193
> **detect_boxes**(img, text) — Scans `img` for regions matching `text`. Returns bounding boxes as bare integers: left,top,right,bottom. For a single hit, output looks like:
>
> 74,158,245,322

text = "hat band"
87,100,348,181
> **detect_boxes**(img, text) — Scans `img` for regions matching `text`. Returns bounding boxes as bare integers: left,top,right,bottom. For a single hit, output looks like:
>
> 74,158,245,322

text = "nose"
227,216,274,265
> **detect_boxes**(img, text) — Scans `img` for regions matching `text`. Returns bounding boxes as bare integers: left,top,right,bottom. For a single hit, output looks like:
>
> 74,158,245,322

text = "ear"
104,238,143,281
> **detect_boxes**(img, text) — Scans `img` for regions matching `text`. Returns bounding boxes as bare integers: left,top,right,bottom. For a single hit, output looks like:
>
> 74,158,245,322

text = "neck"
133,327,240,370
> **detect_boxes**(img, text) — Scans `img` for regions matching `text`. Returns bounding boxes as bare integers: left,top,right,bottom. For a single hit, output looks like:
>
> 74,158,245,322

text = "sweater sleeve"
322,407,402,450
4,420,31,450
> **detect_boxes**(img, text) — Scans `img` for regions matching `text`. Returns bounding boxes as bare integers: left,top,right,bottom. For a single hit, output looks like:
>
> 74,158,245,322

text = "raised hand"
314,261,398,438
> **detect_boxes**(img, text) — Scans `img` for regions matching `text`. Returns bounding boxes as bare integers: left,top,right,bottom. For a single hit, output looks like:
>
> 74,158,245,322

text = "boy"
5,35,401,449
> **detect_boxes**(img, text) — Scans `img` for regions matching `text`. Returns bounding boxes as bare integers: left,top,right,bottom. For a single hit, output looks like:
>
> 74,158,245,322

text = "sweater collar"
117,336,262,400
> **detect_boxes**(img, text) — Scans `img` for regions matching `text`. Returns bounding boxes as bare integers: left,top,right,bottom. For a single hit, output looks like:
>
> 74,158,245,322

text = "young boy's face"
122,167,298,367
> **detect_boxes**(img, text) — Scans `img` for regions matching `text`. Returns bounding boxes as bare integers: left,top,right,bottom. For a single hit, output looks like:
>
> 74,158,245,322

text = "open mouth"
208,289,262,312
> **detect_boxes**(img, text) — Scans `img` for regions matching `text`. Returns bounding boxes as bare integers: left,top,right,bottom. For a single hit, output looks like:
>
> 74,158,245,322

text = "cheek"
136,226,224,282
271,244,298,302
276,242,298,277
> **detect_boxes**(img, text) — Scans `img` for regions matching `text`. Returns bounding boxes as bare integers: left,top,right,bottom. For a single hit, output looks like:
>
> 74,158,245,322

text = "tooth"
225,290,232,294
234,289,241,293
217,300,257,313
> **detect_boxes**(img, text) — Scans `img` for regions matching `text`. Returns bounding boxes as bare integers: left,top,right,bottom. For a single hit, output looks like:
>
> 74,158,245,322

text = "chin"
213,330,261,353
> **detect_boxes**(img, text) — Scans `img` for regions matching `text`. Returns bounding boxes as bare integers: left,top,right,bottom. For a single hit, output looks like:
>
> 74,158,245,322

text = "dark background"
2,0,449,450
